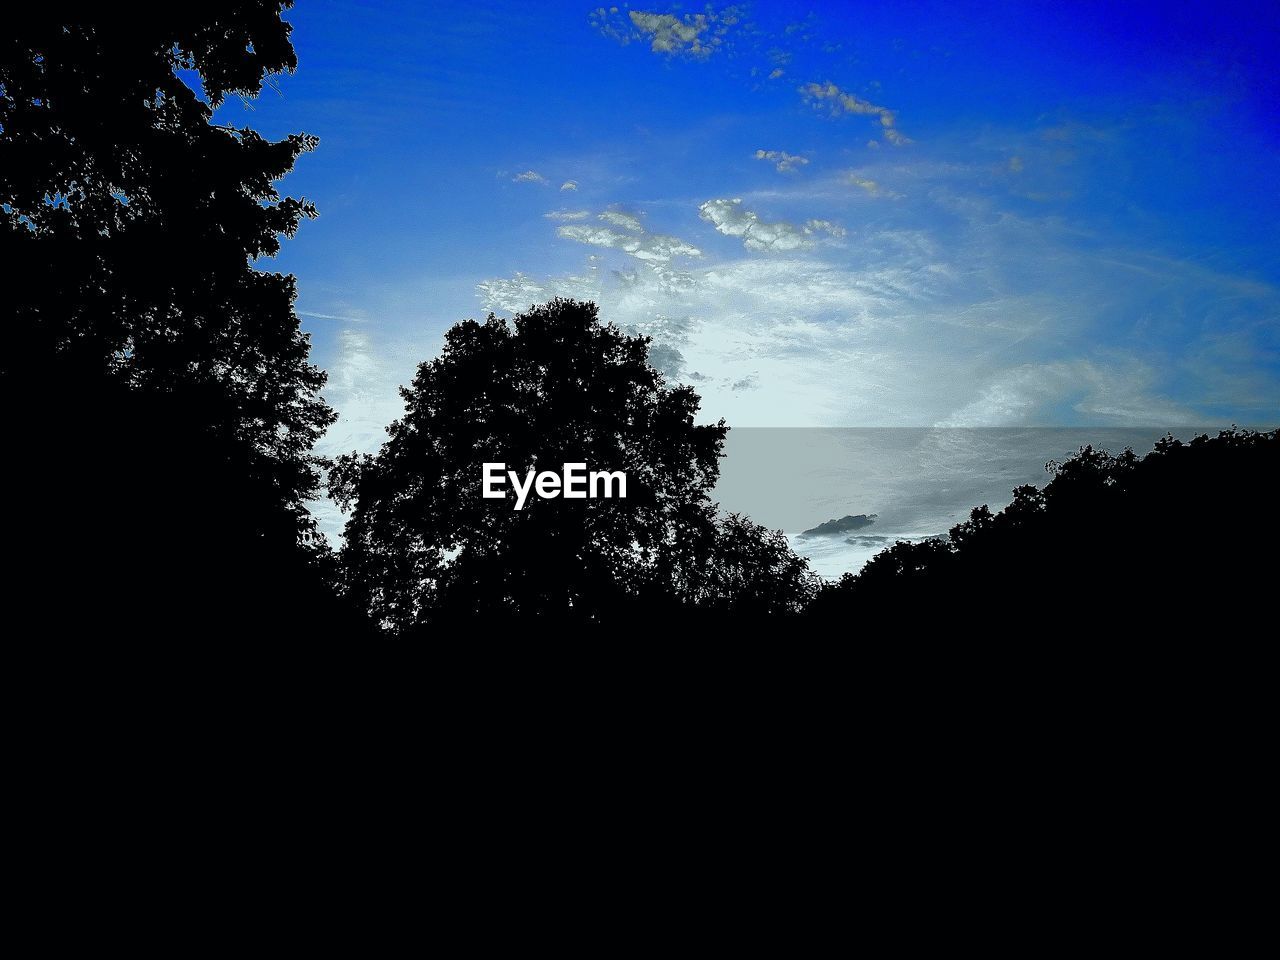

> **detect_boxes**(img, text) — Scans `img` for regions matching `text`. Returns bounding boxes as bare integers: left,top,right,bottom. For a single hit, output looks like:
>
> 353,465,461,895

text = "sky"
210,0,1280,458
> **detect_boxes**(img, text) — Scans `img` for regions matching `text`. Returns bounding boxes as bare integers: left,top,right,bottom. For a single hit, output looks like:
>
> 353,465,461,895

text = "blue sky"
211,0,1280,451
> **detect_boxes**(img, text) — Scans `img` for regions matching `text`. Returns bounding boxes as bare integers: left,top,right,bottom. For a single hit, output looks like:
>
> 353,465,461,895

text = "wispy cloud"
512,170,547,184
560,180,579,191
298,310,368,323
317,328,405,459
936,360,1197,427
461,176,1275,429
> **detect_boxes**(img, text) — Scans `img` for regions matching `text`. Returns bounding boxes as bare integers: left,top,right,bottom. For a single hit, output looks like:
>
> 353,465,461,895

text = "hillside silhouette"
806,427,1280,629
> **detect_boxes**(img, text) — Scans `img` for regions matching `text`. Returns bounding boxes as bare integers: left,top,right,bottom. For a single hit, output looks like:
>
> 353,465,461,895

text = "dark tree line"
806,426,1280,629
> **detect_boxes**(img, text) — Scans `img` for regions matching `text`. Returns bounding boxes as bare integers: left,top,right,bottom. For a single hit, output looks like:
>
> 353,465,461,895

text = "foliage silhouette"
806,427,1280,626
678,512,818,619
331,299,815,631
2,6,368,634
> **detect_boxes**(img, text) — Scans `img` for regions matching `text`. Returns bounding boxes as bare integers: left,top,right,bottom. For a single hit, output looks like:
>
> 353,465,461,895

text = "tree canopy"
2,5,357,634
2,5,331,485
331,299,816,630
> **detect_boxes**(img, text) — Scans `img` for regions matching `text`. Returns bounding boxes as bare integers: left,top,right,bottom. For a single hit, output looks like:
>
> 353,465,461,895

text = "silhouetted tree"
2,7,363,634
332,299,814,630
806,427,1280,628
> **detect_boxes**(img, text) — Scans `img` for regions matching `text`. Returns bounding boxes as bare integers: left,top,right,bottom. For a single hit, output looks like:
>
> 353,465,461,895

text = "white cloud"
544,209,591,221
557,223,702,262
630,11,714,56
561,180,579,191
512,170,547,184
843,173,901,198
476,269,604,315
598,210,644,232
805,219,846,238
539,207,702,265
699,199,844,252
801,81,889,117
590,5,741,59
800,81,911,146
754,149,809,173
699,198,807,251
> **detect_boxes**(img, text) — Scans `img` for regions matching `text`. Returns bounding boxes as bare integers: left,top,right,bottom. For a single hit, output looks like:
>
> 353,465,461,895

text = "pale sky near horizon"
209,0,1280,458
